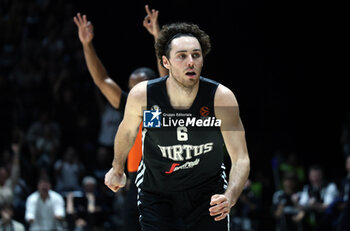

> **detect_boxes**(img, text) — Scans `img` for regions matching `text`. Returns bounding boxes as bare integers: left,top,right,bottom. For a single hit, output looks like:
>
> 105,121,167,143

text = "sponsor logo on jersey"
143,109,161,128
158,142,213,161
162,116,221,127
199,106,210,117
143,105,221,128
165,159,200,174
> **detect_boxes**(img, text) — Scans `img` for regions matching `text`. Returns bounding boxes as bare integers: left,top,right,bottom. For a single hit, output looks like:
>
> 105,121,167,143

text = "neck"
166,75,199,109
40,192,49,201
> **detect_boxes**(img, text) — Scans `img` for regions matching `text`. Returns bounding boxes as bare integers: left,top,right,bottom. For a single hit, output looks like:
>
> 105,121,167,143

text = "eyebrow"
175,48,201,54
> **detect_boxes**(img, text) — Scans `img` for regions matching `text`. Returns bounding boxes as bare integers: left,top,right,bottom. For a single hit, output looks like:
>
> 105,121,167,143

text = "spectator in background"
25,175,65,231
231,179,261,231
92,146,113,187
2,142,29,224
327,155,350,231
0,144,20,207
272,173,304,231
94,89,122,149
26,109,60,169
0,203,25,231
54,146,85,194
66,176,106,231
298,165,339,231
279,152,305,185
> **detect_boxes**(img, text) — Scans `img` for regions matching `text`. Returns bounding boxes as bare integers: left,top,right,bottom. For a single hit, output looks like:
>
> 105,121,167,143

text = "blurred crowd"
1,0,349,231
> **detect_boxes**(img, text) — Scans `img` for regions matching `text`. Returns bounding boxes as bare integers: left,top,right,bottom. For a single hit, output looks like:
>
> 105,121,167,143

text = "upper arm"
96,77,123,109
53,193,66,217
25,195,36,221
214,85,248,162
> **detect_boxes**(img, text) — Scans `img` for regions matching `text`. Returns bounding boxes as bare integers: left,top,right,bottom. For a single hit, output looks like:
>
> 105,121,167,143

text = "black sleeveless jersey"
135,76,227,193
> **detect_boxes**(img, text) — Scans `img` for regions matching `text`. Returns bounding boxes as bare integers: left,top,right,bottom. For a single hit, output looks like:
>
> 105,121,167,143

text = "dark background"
75,0,348,179
0,0,348,229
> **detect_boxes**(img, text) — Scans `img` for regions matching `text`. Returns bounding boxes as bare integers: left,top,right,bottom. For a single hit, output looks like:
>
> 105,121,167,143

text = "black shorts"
137,181,229,231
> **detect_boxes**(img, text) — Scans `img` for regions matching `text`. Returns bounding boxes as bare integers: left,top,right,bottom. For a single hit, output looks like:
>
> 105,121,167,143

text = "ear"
162,55,170,69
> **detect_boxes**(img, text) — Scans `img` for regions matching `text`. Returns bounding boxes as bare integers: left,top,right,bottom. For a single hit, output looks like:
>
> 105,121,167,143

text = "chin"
184,78,199,88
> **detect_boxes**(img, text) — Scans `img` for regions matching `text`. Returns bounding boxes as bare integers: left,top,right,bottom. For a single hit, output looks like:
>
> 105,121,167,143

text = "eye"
178,54,186,59
192,53,201,58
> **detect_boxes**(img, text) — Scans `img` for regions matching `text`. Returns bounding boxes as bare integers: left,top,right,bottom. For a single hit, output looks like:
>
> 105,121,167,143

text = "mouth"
185,71,197,78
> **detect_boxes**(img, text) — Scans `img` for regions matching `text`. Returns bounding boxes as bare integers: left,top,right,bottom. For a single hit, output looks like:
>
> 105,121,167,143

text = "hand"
292,210,305,223
209,194,232,221
104,168,127,192
86,193,95,202
143,5,160,39
291,193,300,204
73,13,94,44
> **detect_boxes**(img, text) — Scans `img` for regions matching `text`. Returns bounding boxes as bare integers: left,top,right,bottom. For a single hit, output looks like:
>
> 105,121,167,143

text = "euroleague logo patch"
199,106,210,117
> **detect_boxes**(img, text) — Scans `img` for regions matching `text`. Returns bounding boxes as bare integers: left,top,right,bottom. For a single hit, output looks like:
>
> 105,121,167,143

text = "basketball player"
105,22,250,230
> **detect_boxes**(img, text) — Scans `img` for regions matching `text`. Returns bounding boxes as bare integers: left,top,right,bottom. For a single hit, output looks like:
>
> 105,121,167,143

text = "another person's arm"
25,195,36,224
73,13,123,109
53,193,65,220
104,81,146,192
143,5,168,77
209,85,250,221
9,143,20,188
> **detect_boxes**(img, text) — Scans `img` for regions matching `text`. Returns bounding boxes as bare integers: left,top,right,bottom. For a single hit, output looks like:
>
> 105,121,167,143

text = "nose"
187,55,194,68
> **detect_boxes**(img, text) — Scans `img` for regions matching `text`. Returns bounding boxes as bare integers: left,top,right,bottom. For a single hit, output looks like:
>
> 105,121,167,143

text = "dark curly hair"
155,22,211,67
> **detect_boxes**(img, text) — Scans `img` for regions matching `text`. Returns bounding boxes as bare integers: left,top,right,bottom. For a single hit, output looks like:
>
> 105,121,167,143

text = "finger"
105,181,119,192
154,10,159,21
209,201,229,214
209,205,229,217
111,186,120,192
210,194,224,205
145,5,152,16
143,15,150,25
150,9,156,19
87,21,94,32
77,12,83,24
214,212,228,221
73,13,83,26
73,16,80,27
83,14,87,25
210,208,229,217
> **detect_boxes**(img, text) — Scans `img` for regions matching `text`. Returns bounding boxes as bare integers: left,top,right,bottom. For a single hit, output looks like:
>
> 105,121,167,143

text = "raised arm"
104,81,147,192
143,5,168,77
73,13,122,109
209,85,250,221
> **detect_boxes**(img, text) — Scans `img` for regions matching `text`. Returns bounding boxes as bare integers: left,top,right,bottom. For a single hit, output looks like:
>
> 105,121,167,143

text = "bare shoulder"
125,81,147,115
128,80,147,98
214,84,238,107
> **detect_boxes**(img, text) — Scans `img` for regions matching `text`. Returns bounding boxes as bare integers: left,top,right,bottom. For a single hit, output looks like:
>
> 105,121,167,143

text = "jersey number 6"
177,127,188,141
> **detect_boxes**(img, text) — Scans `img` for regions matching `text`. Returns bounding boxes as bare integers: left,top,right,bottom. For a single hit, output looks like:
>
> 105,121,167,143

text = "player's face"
163,36,203,88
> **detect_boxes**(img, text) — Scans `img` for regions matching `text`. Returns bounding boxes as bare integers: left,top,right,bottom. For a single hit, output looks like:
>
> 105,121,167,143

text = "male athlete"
105,23,250,230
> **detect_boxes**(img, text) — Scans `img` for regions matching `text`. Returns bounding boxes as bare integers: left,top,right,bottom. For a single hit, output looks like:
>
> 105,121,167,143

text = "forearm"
82,42,109,86
112,121,138,173
225,154,250,207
